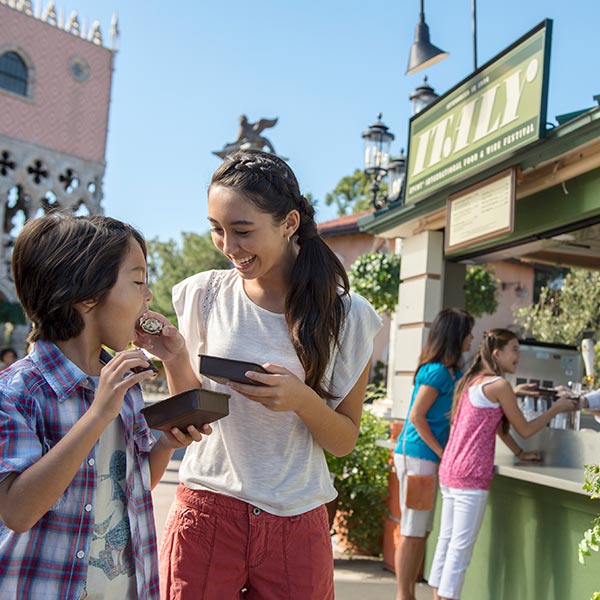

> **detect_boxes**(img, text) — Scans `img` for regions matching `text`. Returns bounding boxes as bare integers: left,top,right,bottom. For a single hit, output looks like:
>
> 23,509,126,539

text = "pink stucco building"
0,1,116,349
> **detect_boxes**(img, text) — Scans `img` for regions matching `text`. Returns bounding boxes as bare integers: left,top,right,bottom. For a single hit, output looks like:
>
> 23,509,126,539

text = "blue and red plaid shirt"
0,341,159,599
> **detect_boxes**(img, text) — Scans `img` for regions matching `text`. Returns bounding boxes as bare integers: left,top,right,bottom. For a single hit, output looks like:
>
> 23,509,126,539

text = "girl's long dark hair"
451,328,518,431
210,150,349,399
414,308,474,383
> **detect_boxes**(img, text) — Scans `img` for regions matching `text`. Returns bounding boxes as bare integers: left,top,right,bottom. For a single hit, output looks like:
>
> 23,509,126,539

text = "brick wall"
0,5,113,163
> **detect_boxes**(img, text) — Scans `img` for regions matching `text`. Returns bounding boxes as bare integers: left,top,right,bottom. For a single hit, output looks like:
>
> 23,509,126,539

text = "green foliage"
147,232,231,323
326,406,390,556
464,265,499,318
348,252,401,316
514,269,600,345
578,464,600,599
369,360,388,389
325,169,384,216
0,302,26,325
363,381,387,404
532,266,569,304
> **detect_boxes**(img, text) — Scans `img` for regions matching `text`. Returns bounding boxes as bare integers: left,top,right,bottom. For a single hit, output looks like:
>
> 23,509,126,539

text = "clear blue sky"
68,0,600,242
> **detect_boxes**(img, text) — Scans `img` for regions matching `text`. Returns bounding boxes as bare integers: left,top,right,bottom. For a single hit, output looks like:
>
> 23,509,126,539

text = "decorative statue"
213,115,279,159
236,115,278,153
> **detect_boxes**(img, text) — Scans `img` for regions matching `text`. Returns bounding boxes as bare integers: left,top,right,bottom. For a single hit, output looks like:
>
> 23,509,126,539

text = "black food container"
141,388,230,432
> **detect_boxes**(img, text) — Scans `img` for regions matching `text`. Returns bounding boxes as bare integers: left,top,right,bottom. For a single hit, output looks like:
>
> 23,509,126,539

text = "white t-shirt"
85,414,137,599
173,269,382,516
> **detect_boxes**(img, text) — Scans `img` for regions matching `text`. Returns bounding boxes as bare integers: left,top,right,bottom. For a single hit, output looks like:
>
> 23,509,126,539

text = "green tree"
464,265,499,318
147,232,231,324
325,169,384,216
514,268,600,344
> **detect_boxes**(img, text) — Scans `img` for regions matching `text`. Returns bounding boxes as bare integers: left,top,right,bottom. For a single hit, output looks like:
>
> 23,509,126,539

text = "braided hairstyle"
209,149,350,399
451,328,518,432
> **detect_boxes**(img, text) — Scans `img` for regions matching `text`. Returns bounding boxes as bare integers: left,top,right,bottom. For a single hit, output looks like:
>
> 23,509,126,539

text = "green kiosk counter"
425,426,600,599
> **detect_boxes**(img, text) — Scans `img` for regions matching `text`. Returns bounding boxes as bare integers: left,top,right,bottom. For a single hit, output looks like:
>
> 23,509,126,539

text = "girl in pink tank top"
428,329,578,600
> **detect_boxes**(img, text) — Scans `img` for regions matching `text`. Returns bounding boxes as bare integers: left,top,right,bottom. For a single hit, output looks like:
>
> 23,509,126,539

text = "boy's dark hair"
210,149,349,400
12,213,146,343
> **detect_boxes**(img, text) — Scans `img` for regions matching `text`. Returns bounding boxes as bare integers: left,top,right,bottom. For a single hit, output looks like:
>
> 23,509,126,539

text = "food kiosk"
359,19,600,599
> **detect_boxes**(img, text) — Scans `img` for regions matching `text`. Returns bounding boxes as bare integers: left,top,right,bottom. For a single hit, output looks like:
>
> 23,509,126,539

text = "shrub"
326,405,390,555
348,252,401,316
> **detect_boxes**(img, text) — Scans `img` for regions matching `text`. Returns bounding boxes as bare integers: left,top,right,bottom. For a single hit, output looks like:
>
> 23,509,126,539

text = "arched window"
0,52,28,96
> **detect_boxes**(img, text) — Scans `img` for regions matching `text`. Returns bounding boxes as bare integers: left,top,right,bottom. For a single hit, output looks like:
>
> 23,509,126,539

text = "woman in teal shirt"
394,308,474,600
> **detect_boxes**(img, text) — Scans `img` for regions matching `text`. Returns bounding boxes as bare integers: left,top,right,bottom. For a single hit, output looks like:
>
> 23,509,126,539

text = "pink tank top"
439,376,504,490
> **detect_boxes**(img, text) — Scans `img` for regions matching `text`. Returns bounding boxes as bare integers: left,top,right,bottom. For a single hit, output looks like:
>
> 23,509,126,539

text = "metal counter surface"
494,425,599,496
494,450,588,495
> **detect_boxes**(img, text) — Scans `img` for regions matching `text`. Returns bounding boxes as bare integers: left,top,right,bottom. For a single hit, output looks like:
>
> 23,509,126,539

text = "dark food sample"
130,361,159,376
140,317,164,335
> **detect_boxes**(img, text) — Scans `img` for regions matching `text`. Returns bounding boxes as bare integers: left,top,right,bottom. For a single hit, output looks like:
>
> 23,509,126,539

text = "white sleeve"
326,293,383,409
172,271,211,374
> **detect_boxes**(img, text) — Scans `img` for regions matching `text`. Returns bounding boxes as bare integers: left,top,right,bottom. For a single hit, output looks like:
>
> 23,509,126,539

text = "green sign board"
405,20,552,205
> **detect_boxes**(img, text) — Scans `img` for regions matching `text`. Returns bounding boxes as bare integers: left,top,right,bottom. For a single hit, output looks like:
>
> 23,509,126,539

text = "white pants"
427,485,488,599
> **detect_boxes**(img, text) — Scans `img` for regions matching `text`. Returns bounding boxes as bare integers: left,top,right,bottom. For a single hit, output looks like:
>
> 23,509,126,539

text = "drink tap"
582,337,595,389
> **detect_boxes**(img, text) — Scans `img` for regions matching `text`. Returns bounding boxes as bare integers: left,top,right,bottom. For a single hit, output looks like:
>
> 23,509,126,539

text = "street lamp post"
387,151,407,204
409,76,439,115
362,114,406,209
405,0,448,75
406,0,479,75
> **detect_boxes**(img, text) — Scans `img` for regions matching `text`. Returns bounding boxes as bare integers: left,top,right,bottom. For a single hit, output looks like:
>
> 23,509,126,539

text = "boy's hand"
90,349,156,424
161,423,212,449
133,311,185,362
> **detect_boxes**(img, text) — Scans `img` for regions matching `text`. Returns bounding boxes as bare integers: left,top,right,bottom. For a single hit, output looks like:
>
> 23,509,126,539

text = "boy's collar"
30,341,112,402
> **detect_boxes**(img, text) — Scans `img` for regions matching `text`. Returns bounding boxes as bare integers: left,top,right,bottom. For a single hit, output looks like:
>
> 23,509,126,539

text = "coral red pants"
159,484,335,600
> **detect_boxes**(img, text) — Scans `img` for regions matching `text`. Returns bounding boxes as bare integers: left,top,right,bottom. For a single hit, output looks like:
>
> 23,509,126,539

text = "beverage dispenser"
505,340,583,429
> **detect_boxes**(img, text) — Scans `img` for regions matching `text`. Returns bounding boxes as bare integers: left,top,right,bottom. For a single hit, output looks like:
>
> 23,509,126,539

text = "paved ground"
152,457,433,599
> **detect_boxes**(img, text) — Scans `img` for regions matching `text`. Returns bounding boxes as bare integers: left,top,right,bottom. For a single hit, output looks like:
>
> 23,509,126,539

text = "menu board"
445,168,515,253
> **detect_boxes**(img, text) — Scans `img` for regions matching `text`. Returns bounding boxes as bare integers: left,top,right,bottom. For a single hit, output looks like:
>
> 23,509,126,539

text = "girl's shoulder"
416,362,454,389
468,374,509,395
340,291,382,334
173,269,235,300
343,290,377,316
174,269,234,292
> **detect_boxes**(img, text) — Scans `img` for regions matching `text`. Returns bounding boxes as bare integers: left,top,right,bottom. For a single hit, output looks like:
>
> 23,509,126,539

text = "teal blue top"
394,362,461,464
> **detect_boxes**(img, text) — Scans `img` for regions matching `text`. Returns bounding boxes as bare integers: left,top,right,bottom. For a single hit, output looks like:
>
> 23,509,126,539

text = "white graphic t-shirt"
85,394,137,600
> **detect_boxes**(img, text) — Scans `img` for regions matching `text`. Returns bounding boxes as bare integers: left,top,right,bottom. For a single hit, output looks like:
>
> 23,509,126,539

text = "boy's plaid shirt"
0,341,160,599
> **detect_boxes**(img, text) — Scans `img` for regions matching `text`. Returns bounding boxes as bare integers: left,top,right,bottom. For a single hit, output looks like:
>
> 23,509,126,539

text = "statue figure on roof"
213,114,281,160
235,115,278,153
